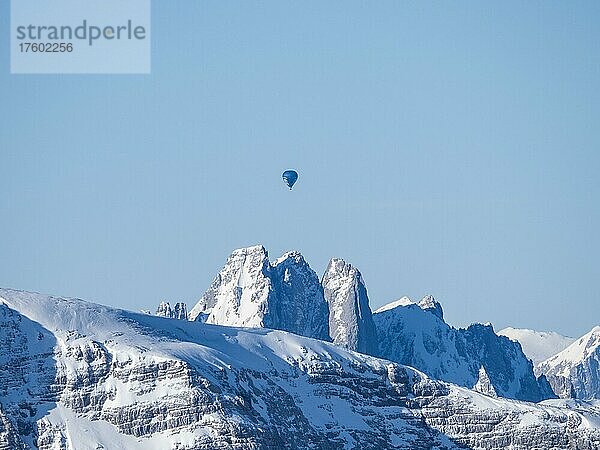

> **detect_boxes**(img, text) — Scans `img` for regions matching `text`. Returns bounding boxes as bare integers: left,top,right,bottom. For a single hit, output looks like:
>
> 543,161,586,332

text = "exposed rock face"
189,246,330,341
537,326,600,399
0,299,58,450
270,251,330,341
537,373,561,400
156,302,188,320
1,289,600,450
156,301,172,318
0,399,26,449
421,394,600,450
373,299,554,402
473,366,498,397
172,302,188,320
543,373,578,399
322,258,377,354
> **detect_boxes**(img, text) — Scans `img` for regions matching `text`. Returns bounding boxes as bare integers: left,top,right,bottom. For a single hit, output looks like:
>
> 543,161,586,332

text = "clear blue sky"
1,1,599,337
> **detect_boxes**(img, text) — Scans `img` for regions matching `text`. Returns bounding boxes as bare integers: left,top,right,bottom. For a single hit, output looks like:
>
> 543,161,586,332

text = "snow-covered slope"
498,327,575,365
374,297,554,402
321,258,377,354
2,288,600,450
374,296,414,313
188,246,330,341
537,326,600,400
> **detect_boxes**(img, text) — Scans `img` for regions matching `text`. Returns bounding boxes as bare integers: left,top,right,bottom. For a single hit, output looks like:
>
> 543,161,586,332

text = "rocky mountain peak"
322,258,377,354
156,301,172,318
325,258,359,277
269,250,330,341
188,244,272,326
172,302,188,320
537,325,600,399
274,250,306,266
417,295,444,320
234,244,269,258
155,301,188,320
189,245,330,340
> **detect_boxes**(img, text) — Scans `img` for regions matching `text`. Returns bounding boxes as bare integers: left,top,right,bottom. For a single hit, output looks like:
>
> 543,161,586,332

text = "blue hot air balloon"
282,170,298,190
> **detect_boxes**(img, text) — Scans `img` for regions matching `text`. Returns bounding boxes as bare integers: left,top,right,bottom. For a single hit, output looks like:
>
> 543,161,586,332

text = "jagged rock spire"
322,258,377,354
156,301,188,320
417,295,444,321
473,366,498,397
156,301,173,318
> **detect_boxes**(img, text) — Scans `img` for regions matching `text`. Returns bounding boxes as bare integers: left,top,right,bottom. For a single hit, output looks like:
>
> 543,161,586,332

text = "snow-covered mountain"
321,258,377,354
153,246,596,406
188,245,330,341
188,245,272,326
373,297,555,402
498,327,575,365
2,288,600,450
537,326,600,400
185,247,557,404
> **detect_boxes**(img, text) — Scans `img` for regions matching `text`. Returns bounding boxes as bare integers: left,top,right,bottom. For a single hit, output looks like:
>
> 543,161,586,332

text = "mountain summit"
537,325,600,399
322,258,377,354
189,245,330,340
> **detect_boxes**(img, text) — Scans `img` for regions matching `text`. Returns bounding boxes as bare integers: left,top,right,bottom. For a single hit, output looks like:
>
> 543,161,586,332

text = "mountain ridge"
537,326,600,400
373,298,554,402
498,327,575,365
167,245,598,404
2,287,600,449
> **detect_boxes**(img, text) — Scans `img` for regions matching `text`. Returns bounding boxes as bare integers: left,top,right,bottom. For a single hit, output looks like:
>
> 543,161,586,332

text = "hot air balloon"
282,170,298,190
